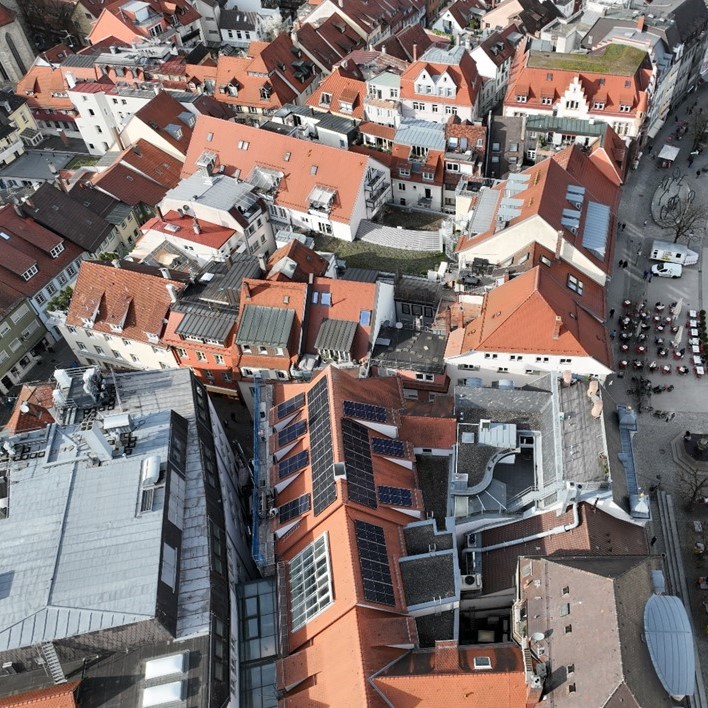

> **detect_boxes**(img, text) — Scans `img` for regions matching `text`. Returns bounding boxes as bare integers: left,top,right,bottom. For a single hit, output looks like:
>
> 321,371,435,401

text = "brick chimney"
552,315,563,340
433,640,459,673
455,303,465,330
636,14,645,31
243,281,251,300
442,305,452,333
413,43,418,62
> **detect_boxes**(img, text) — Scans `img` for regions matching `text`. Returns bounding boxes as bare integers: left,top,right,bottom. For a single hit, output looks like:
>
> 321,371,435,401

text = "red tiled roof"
15,65,74,112
307,68,366,119
376,23,432,62
400,48,481,107
372,643,529,707
452,266,610,365
66,260,185,343
304,276,376,361
265,239,329,282
359,121,396,140
504,46,651,117
133,92,194,157
184,116,377,225
143,210,237,249
0,2,15,27
480,503,649,593
119,140,183,190
215,35,318,110
92,162,168,206
4,384,56,435
297,13,364,72
399,415,457,449
0,680,80,707
477,23,519,67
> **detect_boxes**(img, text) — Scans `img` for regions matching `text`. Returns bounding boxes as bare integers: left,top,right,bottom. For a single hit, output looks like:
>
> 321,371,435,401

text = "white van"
651,262,682,278
650,240,698,266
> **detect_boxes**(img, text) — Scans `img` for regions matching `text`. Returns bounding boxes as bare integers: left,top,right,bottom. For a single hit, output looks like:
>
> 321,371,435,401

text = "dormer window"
50,242,65,258
541,97,553,105
593,102,605,110
566,100,579,110
147,333,159,344
319,92,332,106
399,167,410,177
21,264,38,281
619,104,632,112
422,172,434,181
516,95,527,103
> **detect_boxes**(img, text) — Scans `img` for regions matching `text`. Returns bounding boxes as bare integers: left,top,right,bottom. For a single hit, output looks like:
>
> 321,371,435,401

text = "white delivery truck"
650,240,699,266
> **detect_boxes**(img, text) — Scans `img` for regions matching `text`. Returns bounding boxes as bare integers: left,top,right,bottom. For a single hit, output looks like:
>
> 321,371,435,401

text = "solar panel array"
278,494,311,523
343,400,387,423
342,419,377,508
277,393,305,420
278,420,307,446
278,450,309,479
354,520,396,606
308,377,337,515
378,486,413,507
371,437,406,458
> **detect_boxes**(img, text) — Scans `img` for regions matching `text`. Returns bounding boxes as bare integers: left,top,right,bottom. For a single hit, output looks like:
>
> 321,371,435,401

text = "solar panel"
278,450,309,479
278,420,307,446
278,494,311,523
371,437,406,458
277,393,305,420
308,377,336,515
342,419,377,508
378,486,413,507
354,520,396,606
343,400,387,423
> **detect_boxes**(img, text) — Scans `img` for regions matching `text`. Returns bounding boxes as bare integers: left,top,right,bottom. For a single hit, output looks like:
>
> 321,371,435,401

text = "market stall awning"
658,144,680,161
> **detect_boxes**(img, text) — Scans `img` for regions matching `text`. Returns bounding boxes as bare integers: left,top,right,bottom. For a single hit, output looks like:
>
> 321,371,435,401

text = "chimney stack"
636,14,645,31
413,43,418,62
166,283,178,304
554,230,563,260
112,259,121,268
455,303,465,330
257,255,267,272
243,281,251,300
552,315,563,340
156,205,164,221
433,640,459,673
193,216,201,235
159,267,171,279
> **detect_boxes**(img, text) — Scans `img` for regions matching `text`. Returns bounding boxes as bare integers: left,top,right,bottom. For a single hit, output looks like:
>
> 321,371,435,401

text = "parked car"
651,262,682,278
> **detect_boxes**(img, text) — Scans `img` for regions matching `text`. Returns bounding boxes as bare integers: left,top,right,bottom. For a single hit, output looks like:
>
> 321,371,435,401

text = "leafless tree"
688,112,708,152
677,464,708,510
658,192,708,244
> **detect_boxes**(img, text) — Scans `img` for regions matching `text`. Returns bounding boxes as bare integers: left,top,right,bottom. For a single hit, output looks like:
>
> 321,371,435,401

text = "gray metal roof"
419,45,466,65
314,318,357,353
236,305,294,347
468,188,501,234
395,119,446,151
644,594,695,698
341,268,379,282
582,200,611,258
198,255,261,308
164,173,259,216
62,54,97,67
0,151,72,182
372,327,447,374
315,112,357,135
175,307,235,342
524,114,608,136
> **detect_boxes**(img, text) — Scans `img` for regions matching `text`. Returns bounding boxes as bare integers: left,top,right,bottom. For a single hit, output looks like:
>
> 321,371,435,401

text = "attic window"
624,80,631,88
516,95,527,103
320,292,331,306
562,585,570,595
546,72,553,81
565,624,572,634
359,310,371,326
207,132,214,142
284,152,291,161
471,656,492,670
319,92,332,106
238,140,250,150
21,264,38,281
598,78,605,86
540,256,552,267
568,684,576,694
310,165,318,175
560,603,570,616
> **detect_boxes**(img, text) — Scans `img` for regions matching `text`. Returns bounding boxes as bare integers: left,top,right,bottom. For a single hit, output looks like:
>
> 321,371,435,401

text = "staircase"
40,642,66,684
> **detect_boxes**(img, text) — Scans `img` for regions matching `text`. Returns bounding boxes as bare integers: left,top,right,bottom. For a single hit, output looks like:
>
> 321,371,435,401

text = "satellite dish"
531,632,545,642
20,402,30,414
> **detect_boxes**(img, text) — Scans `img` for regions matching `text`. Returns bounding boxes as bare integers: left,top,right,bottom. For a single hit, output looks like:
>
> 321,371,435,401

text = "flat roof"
527,44,647,74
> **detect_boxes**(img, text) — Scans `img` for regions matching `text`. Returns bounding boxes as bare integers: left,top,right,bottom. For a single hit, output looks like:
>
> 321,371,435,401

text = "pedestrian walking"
609,308,615,318
222,418,229,428
643,219,648,226
689,156,694,167
648,272,653,282
610,330,617,340
698,170,702,178
230,411,236,422
622,260,628,269
650,536,657,547
643,270,649,280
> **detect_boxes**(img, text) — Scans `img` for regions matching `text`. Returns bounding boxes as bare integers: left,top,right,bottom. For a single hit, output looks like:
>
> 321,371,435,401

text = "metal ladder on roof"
40,642,67,684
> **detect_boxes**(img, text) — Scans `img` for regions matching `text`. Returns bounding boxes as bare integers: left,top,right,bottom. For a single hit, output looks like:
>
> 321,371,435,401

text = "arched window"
6,33,27,77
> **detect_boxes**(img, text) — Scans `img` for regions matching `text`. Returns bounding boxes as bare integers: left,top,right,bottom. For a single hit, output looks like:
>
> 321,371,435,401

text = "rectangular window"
196,351,207,361
567,274,583,295
560,603,570,616
215,354,225,364
541,97,553,105
289,533,334,632
77,342,87,351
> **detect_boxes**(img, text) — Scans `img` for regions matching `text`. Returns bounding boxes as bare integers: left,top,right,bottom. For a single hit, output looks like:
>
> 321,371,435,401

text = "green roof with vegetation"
527,44,648,75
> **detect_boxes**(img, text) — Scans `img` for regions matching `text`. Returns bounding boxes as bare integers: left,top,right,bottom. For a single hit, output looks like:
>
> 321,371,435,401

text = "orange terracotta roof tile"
307,68,366,119
133,92,194,156
66,260,185,343
119,140,183,190
399,415,457,449
143,210,237,249
4,384,56,434
92,162,168,206
456,266,610,364
0,680,80,707
372,643,529,707
184,115,377,225
265,239,329,282
297,13,364,72
15,65,74,112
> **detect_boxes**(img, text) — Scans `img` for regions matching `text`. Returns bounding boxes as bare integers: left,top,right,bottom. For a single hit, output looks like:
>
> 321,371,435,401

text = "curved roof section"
643,594,695,699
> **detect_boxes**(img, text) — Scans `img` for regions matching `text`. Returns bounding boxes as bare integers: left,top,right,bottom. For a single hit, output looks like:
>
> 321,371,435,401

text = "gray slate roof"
314,318,357,353
175,307,235,342
237,304,294,347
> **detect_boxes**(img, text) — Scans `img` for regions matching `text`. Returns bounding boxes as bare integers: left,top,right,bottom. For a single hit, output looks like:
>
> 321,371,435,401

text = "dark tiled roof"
93,163,167,207
22,184,113,253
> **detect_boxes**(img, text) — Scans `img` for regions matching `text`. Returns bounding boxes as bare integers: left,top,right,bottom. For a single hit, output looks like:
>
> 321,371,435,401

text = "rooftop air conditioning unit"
461,573,483,589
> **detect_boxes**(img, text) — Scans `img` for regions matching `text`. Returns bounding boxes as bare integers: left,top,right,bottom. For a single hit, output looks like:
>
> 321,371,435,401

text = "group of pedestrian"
619,222,627,231
618,259,629,268
642,270,653,282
